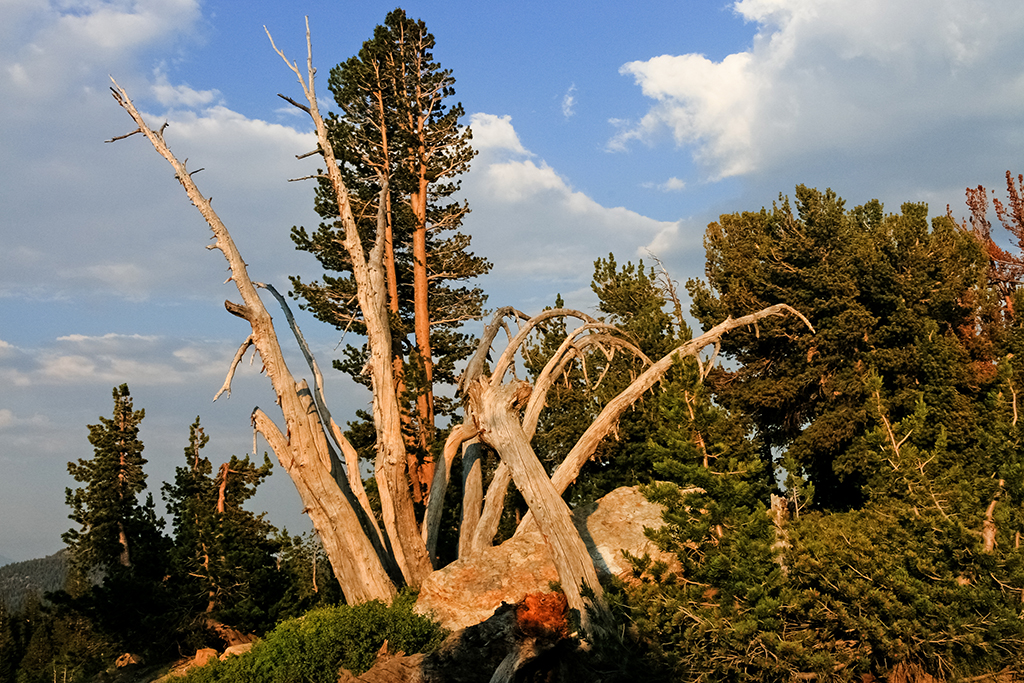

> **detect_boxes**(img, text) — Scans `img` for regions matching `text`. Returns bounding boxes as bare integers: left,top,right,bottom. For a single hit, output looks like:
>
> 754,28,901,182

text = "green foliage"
526,256,688,507
177,593,447,683
688,187,996,508
162,418,283,635
1,592,113,683
64,384,166,576
289,8,488,422
617,185,1024,680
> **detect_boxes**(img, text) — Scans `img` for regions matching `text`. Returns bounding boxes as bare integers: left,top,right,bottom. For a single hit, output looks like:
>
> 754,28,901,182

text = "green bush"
179,592,447,683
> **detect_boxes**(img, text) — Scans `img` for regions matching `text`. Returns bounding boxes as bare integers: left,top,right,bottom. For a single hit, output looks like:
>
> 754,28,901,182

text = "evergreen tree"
290,8,489,502
525,255,686,506
64,384,163,575
162,418,282,635
688,187,996,508
62,384,170,654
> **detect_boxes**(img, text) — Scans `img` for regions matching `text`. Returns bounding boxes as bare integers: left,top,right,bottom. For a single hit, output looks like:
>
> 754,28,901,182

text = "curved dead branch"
489,308,599,385
460,306,531,392
421,421,479,566
514,304,814,535
524,328,649,437
214,334,254,401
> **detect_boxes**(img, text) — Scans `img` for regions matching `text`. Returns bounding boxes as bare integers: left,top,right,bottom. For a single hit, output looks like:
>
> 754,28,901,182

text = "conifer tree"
64,384,163,576
162,417,281,633
290,8,489,502
62,385,170,653
688,187,995,508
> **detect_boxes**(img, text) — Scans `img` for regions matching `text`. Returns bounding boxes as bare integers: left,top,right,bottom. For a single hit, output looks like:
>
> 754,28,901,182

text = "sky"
2,0,1024,564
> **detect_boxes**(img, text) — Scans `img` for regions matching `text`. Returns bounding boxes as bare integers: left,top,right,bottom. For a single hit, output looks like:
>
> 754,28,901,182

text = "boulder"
193,648,219,667
219,642,253,660
114,653,144,668
416,486,676,630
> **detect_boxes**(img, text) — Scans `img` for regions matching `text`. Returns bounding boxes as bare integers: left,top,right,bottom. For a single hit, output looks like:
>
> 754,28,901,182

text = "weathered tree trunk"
109,74,399,603
465,378,606,629
270,27,434,588
458,441,483,558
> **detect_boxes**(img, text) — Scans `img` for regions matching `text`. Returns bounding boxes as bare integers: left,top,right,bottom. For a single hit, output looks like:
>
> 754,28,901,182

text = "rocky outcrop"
416,486,676,631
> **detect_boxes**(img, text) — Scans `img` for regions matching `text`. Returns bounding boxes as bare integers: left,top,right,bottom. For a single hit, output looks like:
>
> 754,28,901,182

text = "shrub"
179,592,447,683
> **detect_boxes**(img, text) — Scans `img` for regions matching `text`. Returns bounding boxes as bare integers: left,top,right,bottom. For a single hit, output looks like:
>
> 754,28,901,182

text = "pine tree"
63,384,170,652
688,187,996,508
290,8,489,503
64,384,163,576
162,418,282,634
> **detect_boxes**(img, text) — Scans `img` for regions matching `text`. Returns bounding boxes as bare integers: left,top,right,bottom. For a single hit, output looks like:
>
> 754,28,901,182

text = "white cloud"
152,67,221,108
1,0,201,100
644,177,687,192
464,113,684,310
614,0,1024,181
562,84,577,118
469,113,529,155
485,159,566,202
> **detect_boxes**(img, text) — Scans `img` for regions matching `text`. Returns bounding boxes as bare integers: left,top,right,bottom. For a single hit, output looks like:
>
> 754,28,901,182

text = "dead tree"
107,20,812,620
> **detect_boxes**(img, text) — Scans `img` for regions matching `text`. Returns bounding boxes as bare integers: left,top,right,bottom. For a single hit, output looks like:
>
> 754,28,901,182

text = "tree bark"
458,440,483,559
109,73,400,603
465,378,606,630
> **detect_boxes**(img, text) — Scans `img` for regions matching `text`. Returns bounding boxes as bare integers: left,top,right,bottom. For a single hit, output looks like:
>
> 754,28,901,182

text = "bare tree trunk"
215,463,230,515
268,26,433,588
109,72,400,603
458,441,483,559
465,378,607,630
411,179,436,499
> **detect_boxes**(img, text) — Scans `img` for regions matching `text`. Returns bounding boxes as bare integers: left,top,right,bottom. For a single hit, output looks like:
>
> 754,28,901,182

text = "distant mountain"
0,550,69,613
0,554,14,568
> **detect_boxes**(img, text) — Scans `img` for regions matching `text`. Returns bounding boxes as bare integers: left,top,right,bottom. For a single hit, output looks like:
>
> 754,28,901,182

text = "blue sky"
2,0,1023,563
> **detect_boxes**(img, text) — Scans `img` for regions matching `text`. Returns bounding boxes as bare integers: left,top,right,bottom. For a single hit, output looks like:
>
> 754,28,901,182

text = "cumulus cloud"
613,0,1024,182
470,113,530,155
1,0,201,100
152,67,221,108
463,113,684,309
